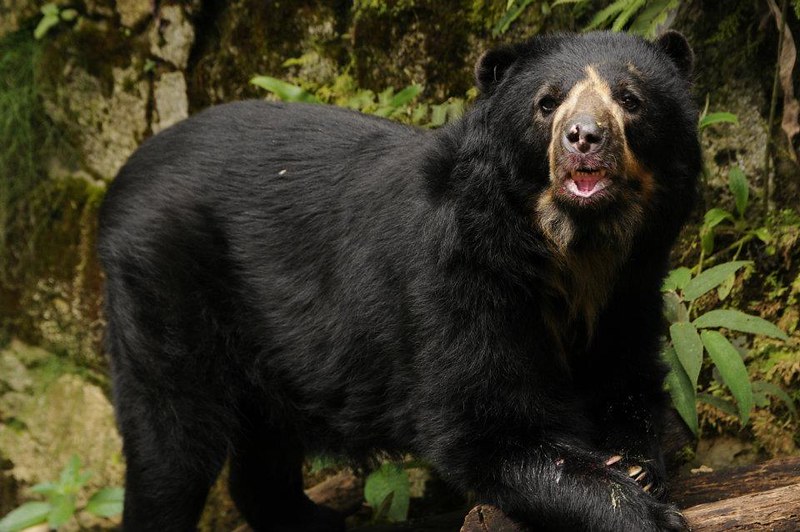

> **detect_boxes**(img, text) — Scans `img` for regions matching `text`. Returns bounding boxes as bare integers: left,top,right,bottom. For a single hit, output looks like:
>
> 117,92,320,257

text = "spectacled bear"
98,30,701,531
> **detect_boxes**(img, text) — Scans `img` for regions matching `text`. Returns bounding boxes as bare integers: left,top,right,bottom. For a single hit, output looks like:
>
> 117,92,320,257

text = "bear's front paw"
648,500,688,532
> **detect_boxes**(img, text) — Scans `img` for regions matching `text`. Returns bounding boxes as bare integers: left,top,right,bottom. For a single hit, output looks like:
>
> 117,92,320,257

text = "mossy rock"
1,177,107,370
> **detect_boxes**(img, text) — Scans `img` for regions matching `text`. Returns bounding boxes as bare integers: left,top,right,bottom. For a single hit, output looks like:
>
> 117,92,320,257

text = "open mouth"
564,168,612,198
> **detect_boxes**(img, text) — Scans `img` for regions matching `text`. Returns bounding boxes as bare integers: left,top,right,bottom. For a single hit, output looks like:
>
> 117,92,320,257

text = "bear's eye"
538,96,559,115
619,91,641,112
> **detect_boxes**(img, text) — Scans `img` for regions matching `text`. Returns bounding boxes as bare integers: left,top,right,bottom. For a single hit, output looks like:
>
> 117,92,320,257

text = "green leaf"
627,0,680,37
752,381,797,416
670,323,703,388
389,84,422,108
700,330,753,425
0,501,51,532
683,261,750,301
249,76,319,104
29,482,57,496
59,455,81,486
698,111,739,129
611,0,646,31
662,345,698,435
697,393,738,416
693,309,788,340
309,455,338,474
364,463,410,523
662,267,692,292
47,493,75,528
60,8,78,21
586,0,629,30
728,167,749,217
86,487,125,518
662,291,688,324
430,104,448,127
33,14,60,40
493,0,536,35
700,226,715,255
752,227,771,244
703,207,734,229
716,273,735,301
552,0,588,5
41,3,59,16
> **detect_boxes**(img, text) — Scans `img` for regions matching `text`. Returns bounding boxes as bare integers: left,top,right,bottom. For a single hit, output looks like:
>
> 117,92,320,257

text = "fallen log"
354,457,800,531
670,456,800,508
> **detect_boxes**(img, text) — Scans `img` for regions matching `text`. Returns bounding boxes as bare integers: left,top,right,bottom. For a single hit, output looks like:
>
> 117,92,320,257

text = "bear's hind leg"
114,375,230,531
228,404,345,532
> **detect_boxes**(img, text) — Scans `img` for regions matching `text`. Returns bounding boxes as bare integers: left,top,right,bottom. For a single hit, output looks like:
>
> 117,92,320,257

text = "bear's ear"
474,45,520,94
655,30,694,78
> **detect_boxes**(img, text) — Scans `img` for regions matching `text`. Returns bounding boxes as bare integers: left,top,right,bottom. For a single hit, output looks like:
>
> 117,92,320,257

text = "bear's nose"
563,115,605,154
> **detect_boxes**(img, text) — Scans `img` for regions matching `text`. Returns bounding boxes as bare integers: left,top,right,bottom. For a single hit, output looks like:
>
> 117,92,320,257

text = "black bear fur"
98,31,702,531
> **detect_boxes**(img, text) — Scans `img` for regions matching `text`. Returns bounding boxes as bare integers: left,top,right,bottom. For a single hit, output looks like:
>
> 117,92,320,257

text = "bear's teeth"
566,177,609,198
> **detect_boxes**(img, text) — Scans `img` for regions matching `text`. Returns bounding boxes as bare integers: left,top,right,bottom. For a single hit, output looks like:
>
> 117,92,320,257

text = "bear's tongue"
566,170,609,198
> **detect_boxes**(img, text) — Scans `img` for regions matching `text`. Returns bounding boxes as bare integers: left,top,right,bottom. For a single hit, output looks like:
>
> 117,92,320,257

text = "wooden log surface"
681,483,800,532
670,456,800,508
353,457,800,531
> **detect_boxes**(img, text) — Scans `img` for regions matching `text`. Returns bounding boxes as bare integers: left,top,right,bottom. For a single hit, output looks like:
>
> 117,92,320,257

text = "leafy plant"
33,3,79,40
364,462,411,523
661,262,790,435
250,75,466,128
549,0,681,37
698,166,771,270
0,456,124,532
494,0,549,36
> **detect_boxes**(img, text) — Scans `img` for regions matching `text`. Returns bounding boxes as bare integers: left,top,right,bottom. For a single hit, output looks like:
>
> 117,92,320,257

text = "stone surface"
43,64,149,179
117,0,152,28
150,4,195,69
153,71,189,133
0,368,123,492
0,0,37,38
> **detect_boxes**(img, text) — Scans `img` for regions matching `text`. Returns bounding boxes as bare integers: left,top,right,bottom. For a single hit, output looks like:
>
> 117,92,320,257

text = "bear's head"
474,31,701,253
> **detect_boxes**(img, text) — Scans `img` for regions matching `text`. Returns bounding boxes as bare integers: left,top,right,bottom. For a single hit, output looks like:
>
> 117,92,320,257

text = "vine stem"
764,0,789,214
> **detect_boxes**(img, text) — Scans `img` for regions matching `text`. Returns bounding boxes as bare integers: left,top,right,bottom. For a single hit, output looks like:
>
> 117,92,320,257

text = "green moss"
0,32,51,275
1,177,106,371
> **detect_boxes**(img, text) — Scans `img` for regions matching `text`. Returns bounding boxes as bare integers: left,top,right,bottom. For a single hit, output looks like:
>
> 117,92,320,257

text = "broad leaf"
683,261,750,301
752,381,797,416
390,85,422,108
700,331,753,425
728,167,749,217
670,323,703,388
48,494,75,529
698,112,739,129
662,346,698,435
662,267,692,292
703,207,734,229
716,273,735,301
697,393,738,416
86,487,125,518
364,463,410,523
662,292,688,324
693,309,788,340
249,76,319,104
29,482,57,496
0,501,51,532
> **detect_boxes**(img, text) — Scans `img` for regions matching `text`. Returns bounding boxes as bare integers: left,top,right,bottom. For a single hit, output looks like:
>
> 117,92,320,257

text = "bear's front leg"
421,420,686,532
